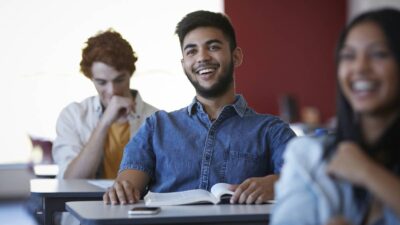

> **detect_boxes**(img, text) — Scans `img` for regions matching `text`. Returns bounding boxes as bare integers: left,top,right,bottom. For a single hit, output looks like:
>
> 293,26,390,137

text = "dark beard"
185,61,234,99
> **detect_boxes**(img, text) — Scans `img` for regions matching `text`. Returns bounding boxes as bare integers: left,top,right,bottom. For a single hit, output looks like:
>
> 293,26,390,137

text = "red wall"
225,0,346,123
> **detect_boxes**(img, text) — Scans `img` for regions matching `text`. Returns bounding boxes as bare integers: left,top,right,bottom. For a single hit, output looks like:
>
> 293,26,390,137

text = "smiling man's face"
181,27,238,99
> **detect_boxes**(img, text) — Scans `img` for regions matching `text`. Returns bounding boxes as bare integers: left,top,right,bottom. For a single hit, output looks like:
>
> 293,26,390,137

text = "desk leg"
42,197,65,225
42,197,102,225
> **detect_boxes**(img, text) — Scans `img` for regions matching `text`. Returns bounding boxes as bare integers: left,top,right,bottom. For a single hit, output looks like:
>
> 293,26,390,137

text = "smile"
352,80,377,92
194,64,219,76
198,68,216,76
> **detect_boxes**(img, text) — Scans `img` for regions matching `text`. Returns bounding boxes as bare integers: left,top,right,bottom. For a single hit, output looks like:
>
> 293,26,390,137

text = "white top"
52,91,158,178
271,136,400,225
271,136,342,225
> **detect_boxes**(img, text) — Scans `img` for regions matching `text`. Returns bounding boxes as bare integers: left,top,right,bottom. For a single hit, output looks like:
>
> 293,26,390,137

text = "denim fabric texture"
119,95,295,192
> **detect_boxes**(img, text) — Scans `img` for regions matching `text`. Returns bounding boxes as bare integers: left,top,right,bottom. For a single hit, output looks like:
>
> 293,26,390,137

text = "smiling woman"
0,0,223,164
337,22,399,118
271,8,400,225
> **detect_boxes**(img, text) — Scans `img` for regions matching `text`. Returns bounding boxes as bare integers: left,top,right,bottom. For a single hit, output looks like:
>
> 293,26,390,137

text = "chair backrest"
29,136,54,164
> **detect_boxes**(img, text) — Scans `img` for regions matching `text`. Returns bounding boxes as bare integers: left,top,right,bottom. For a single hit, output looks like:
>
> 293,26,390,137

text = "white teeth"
353,80,374,91
198,68,215,75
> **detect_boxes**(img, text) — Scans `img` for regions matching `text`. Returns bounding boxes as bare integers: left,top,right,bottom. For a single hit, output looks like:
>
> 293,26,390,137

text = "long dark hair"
327,8,400,205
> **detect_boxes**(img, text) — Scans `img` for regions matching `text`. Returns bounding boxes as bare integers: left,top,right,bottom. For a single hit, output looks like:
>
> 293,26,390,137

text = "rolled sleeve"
268,118,296,174
119,115,156,178
52,104,85,178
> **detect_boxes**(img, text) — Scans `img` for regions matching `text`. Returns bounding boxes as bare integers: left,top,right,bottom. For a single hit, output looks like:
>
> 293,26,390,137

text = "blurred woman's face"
338,21,399,116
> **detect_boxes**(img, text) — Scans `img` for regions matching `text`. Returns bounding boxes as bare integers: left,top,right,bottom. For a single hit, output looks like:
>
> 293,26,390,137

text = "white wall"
348,0,400,20
0,0,223,164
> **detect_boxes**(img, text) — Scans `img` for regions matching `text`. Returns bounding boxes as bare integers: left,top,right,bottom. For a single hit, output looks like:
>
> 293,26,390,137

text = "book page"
210,183,276,204
145,189,218,206
210,183,234,201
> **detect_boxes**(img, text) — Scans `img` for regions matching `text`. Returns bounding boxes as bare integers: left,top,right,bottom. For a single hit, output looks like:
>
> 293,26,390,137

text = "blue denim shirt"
120,95,295,192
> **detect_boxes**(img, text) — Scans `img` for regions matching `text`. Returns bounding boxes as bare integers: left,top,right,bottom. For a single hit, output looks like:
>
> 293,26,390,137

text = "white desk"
30,179,112,225
67,200,271,225
33,164,59,178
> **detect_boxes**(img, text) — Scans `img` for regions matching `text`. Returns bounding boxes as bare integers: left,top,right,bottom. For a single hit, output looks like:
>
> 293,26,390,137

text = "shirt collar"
94,96,103,114
232,95,247,117
187,98,198,115
132,90,144,117
187,94,247,117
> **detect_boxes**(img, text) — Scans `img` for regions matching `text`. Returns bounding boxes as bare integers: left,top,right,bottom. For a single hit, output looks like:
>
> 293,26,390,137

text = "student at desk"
271,8,400,225
52,30,158,180
103,10,295,205
52,29,158,225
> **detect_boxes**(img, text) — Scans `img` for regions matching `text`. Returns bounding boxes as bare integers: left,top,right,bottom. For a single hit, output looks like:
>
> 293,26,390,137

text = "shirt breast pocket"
225,150,268,183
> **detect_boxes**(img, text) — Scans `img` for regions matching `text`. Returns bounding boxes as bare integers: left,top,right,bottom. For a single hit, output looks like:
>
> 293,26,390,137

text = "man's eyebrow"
183,43,196,51
183,39,223,51
113,74,127,80
206,39,222,45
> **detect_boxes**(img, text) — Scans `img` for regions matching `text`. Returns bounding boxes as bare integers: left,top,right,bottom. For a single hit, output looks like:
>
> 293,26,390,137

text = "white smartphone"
128,206,161,215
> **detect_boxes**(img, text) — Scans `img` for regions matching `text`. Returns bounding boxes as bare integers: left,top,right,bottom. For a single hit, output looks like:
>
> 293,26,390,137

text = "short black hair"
175,10,237,51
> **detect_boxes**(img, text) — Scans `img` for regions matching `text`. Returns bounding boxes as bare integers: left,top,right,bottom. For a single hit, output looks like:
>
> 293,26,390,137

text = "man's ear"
232,47,243,67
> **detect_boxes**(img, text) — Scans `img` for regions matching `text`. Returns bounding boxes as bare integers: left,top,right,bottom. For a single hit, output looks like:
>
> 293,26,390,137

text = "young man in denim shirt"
103,10,295,205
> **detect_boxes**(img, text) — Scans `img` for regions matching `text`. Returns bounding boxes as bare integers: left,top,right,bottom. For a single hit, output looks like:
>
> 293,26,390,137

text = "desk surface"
33,164,59,178
30,179,110,197
67,201,271,225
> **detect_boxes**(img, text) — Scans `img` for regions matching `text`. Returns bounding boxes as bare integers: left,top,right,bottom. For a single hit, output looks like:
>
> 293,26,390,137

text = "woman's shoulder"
284,136,330,168
286,136,325,155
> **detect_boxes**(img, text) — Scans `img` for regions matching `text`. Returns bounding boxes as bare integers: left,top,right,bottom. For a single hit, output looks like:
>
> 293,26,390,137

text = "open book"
144,183,234,206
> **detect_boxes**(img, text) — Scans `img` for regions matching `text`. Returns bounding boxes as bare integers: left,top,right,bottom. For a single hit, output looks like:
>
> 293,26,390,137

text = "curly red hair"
80,29,138,79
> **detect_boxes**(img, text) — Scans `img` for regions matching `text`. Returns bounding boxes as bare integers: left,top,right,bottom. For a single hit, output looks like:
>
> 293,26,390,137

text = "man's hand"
103,180,141,205
229,175,278,204
326,141,374,187
103,170,149,205
326,216,352,225
102,95,136,126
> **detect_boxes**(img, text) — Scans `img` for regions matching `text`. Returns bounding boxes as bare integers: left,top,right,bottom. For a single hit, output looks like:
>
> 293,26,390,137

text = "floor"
0,200,38,225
